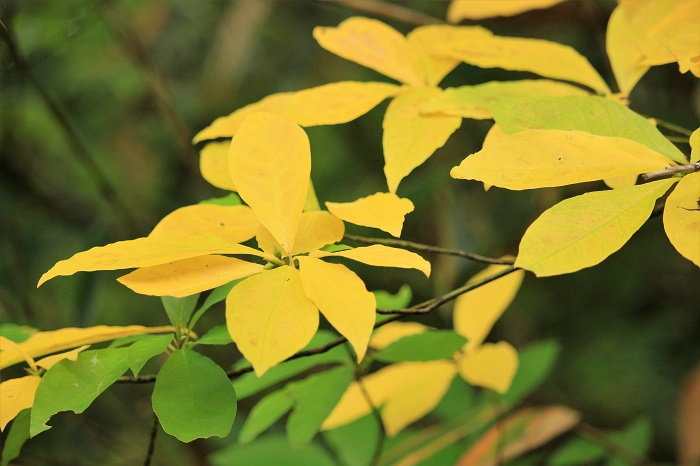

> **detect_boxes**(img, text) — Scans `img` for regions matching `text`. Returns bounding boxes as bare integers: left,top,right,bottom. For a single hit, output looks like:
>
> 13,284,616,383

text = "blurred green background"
1,0,698,464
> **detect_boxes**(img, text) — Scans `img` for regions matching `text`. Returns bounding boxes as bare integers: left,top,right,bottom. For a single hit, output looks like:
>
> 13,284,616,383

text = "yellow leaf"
229,113,310,256
0,376,41,431
314,244,431,277
383,87,462,193
0,336,37,372
0,325,173,370
326,192,414,237
226,266,318,376
38,236,270,286
690,128,699,163
407,25,472,86
149,204,259,245
451,130,672,190
370,322,430,350
304,180,321,212
313,17,425,87
447,0,566,22
606,4,651,95
200,141,235,191
453,262,524,351
604,174,639,190
515,179,677,276
292,211,345,256
298,257,376,362
422,80,588,119
118,255,265,297
434,30,610,94
663,172,700,267
456,341,519,393
35,345,89,370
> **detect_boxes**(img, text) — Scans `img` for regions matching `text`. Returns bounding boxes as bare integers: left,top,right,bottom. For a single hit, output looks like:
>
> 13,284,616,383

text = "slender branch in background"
344,234,515,265
576,422,657,466
650,117,694,137
665,135,690,144
358,373,386,465
315,0,443,26
640,162,699,183
0,18,142,236
484,391,507,466
143,413,159,466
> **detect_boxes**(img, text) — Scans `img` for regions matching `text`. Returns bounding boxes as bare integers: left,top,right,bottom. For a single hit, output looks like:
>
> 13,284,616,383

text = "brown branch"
640,162,699,183
315,0,443,26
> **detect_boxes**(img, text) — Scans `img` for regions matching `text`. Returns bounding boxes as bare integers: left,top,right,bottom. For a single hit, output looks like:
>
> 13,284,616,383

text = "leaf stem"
314,0,443,26
143,413,158,466
640,162,699,183
649,117,694,137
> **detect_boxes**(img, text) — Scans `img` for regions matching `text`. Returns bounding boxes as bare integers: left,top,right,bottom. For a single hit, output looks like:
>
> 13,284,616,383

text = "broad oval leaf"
456,341,519,393
372,284,413,310
1,408,30,466
229,113,310,255
663,172,700,267
149,204,259,245
0,376,40,431
373,330,467,363
292,211,345,256
239,389,294,444
152,349,237,442
515,179,677,276
200,141,236,191
127,334,172,376
326,192,414,237
447,0,565,22
226,266,318,376
315,244,431,277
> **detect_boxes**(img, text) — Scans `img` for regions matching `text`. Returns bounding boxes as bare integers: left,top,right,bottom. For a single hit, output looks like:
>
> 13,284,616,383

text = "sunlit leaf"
194,325,232,346
229,113,309,255
452,130,672,190
407,25,468,86
149,204,259,245
0,324,36,343
0,376,40,431
1,408,30,466
456,341,519,393
326,192,414,237
690,128,699,163
315,244,430,277
35,345,89,370
663,172,700,267
199,193,243,207
383,87,462,193
373,330,466,362
447,0,566,22
226,266,318,376
0,336,37,372
422,80,587,119
292,211,345,255
298,257,375,362
515,179,677,276
313,17,424,86
239,389,294,444
606,3,650,95
152,349,237,442
372,284,413,310
200,141,236,191
127,334,172,376
370,321,428,349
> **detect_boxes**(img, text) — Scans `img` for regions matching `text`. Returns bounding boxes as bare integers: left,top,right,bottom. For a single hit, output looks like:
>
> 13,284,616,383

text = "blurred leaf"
323,414,379,466
0,324,36,343
194,325,232,346
1,408,30,466
663,173,700,267
607,418,652,466
35,345,89,370
447,0,565,22
373,330,466,362
371,321,429,350
326,192,414,237
239,389,294,444
199,193,243,206
679,364,700,466
457,341,518,394
315,245,431,277
548,436,605,465
210,434,335,466
161,294,200,329
127,334,172,376
499,339,560,408
0,376,40,431
195,278,244,318
373,284,413,310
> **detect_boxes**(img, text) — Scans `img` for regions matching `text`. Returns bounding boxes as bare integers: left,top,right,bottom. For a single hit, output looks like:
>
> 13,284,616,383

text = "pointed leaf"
452,130,673,190
407,25,465,86
31,348,130,436
457,341,519,393
664,172,700,267
226,266,318,376
606,4,650,95
447,0,566,22
326,192,414,237
194,325,232,346
152,349,237,442
370,321,428,349
1,408,30,466
0,376,41,431
239,389,294,444
373,330,466,362
127,334,172,376
372,284,413,310
322,414,379,466
35,345,89,370
297,257,375,362
149,204,259,244
516,179,677,276
292,211,345,255
161,294,199,328
200,141,236,191
313,17,424,86
0,336,37,372
315,244,430,277
383,87,462,193
229,113,310,255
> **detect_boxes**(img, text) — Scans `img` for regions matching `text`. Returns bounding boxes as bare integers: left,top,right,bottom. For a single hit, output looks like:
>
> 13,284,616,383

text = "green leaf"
490,95,686,164
286,365,355,448
198,280,241,315
322,414,379,466
161,294,200,329
199,192,243,206
239,389,294,444
373,330,467,362
30,348,130,436
373,284,412,309
127,334,172,376
1,408,30,466
193,325,232,346
0,324,36,343
210,435,335,466
498,340,559,409
548,436,605,465
152,349,237,442
608,418,652,466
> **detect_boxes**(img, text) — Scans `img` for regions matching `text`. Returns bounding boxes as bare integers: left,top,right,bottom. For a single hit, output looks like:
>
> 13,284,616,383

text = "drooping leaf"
678,364,700,466
452,130,672,190
383,87,462,193
239,389,295,444
291,211,345,255
194,325,232,346
298,257,375,362
229,113,310,255
456,341,519,393
149,204,259,244
226,266,318,376
447,0,566,22
490,95,687,164
406,25,465,86
370,321,429,349
1,408,30,466
326,192,414,237
200,141,235,190
30,348,130,436
152,349,237,443
372,284,413,310
515,179,677,276
315,244,431,277
548,436,606,465
210,434,336,466
0,336,37,372
35,345,89,370
161,294,199,329
322,414,379,466
608,418,653,466
663,172,700,267
0,376,41,431
373,330,466,362
127,334,172,376
313,17,424,86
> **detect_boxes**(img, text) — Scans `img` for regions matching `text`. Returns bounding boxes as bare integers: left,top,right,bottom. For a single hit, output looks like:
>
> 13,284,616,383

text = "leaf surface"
447,0,565,22
0,376,40,431
200,141,235,190
326,192,414,237
292,211,345,255
373,330,466,362
35,346,89,370
663,172,700,267
127,334,172,376
211,435,335,466
1,408,30,466
406,25,467,86
239,389,294,444
370,321,429,349
149,204,259,244
315,244,430,277
456,341,519,393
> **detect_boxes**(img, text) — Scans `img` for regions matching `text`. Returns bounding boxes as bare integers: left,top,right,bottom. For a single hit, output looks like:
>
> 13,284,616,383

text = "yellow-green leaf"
422,80,588,119
326,192,414,237
690,128,699,163
370,321,430,350
229,113,310,256
456,341,519,393
663,172,700,267
447,0,566,22
226,266,318,376
451,130,672,190
200,141,235,191
407,25,470,86
314,244,431,277
149,204,259,244
313,17,425,87
292,211,345,255
515,179,677,276
0,325,173,370
454,262,524,351
35,346,89,370
118,256,265,297
0,376,41,431
298,257,376,362
383,87,462,193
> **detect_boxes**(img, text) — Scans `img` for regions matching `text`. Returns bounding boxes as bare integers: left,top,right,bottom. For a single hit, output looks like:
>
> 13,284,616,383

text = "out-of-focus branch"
315,0,443,26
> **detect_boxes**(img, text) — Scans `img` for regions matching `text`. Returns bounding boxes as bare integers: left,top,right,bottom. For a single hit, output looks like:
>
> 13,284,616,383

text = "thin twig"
665,135,690,144
650,117,694,137
576,422,657,466
143,413,158,466
344,234,515,265
315,0,443,26
640,162,699,183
